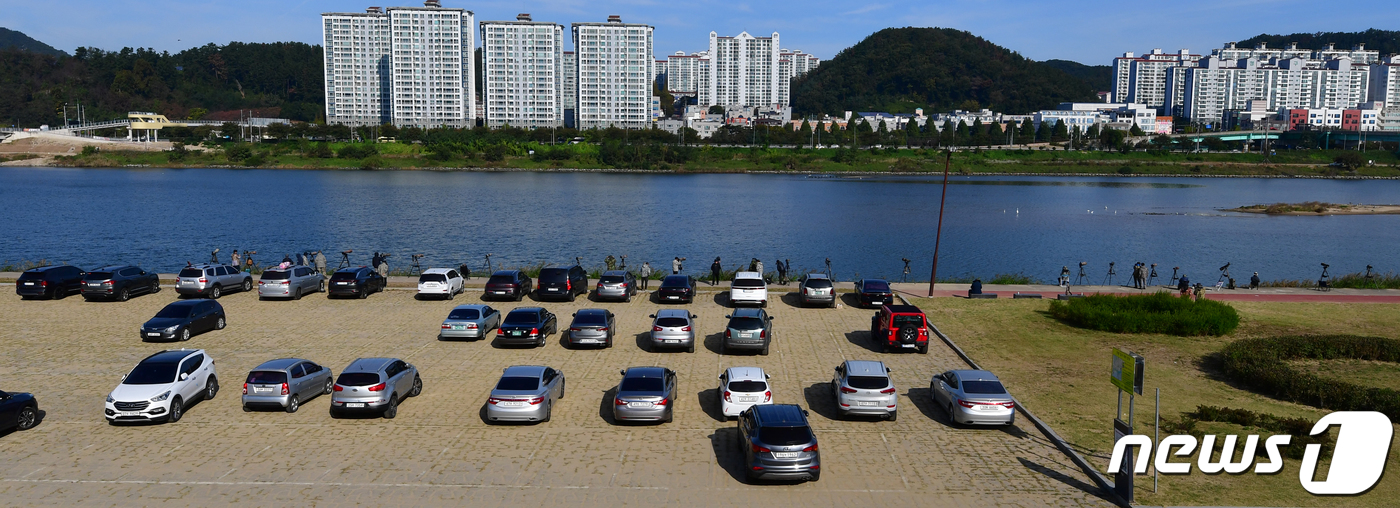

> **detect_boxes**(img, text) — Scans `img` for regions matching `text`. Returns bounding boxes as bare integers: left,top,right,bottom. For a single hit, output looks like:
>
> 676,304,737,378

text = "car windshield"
538,269,567,282
487,275,515,285
419,274,446,282
620,377,664,392
447,308,481,320
336,372,381,386
962,380,1008,395
862,281,890,292
892,315,925,328
804,278,832,288
655,317,689,327
504,312,540,325
123,362,178,385
154,305,193,319
727,380,767,392
330,272,358,281
758,426,814,446
179,268,204,278
727,317,764,330
573,313,608,326
599,275,625,284
733,278,765,288
246,371,287,384
261,270,290,281
660,276,689,288
847,375,889,389
495,376,540,391
85,272,113,280
18,271,44,280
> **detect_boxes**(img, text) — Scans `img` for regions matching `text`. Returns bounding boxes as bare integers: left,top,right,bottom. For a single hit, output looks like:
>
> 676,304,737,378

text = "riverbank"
1229,202,1400,214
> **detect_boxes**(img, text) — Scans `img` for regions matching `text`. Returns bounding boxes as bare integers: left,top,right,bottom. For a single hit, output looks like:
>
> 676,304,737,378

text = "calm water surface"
1,167,1397,283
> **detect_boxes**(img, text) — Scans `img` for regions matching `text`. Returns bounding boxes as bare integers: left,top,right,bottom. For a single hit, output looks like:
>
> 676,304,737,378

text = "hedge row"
1219,335,1400,419
1046,292,1240,336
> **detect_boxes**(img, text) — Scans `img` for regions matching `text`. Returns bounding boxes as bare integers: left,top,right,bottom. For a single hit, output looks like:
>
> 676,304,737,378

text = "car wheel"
242,279,253,292
179,328,191,341
205,376,219,400
383,397,398,419
150,282,160,294
242,404,251,412
761,343,770,356
210,285,221,299
448,289,455,300
918,343,929,355
409,376,423,397
294,287,302,300
119,288,131,302
887,410,897,422
323,379,334,395
542,402,552,423
286,396,300,413
215,316,226,330
809,470,821,482
359,287,369,299
568,292,575,303
51,288,64,300
16,406,38,431
168,398,183,423
558,379,566,400
687,342,696,353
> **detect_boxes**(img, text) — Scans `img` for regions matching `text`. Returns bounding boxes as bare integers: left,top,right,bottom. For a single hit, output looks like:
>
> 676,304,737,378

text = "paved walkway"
882,282,1400,303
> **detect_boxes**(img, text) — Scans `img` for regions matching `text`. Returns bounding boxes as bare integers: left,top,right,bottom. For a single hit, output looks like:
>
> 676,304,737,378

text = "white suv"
729,271,768,307
105,349,218,424
718,366,773,417
417,268,465,300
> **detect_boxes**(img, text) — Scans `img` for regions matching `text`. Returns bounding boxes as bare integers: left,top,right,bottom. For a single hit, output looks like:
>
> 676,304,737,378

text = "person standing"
231,250,241,270
755,259,764,280
314,251,327,275
605,255,617,271
245,255,255,273
776,258,787,285
672,256,683,275
710,257,723,286
640,262,653,290
1177,274,1191,295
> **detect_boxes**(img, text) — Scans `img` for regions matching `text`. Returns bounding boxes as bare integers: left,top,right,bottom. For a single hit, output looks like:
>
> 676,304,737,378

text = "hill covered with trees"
0,28,66,57
791,27,1099,116
1041,59,1112,92
0,41,323,128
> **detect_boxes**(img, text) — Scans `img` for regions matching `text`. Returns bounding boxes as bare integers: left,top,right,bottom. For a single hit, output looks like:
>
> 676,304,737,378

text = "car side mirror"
802,409,810,416
765,374,772,379
718,375,724,380
724,315,731,319
572,313,576,317
620,370,627,376
691,314,698,319
886,367,893,372
179,373,189,381
648,314,656,318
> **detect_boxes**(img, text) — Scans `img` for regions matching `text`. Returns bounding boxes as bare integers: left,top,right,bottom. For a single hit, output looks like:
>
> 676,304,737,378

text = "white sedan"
417,268,465,300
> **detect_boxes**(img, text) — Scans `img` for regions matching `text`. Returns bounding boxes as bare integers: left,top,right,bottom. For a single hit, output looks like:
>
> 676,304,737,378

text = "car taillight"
725,330,731,338
802,444,819,452
570,327,581,332
681,326,691,332
566,281,571,291
598,327,608,332
614,398,627,405
368,383,386,392
530,327,539,335
333,385,344,392
839,386,857,394
258,281,265,285
751,444,771,453
764,391,772,402
442,324,452,329
487,397,502,405
40,280,48,287
621,283,628,288
498,328,506,335
957,399,975,408
1001,402,1016,409
880,387,897,394
759,329,766,338
199,278,207,283
653,326,662,332
466,323,477,329
723,390,732,402
655,398,668,406
281,383,290,396
527,397,544,405
102,281,113,286
242,383,248,395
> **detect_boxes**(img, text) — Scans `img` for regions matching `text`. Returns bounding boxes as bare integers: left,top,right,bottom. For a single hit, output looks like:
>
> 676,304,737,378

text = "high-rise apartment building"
480,14,563,128
322,7,392,126
699,31,781,110
1110,49,1198,109
777,49,819,109
664,51,705,95
322,1,475,128
1165,56,1372,122
572,15,655,129
562,51,577,126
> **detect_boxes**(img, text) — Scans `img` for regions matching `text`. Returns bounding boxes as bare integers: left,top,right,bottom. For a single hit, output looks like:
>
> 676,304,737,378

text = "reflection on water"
0,168,1395,284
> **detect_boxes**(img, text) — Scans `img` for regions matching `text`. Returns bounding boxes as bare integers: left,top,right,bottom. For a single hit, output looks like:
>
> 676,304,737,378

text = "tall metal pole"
928,150,952,296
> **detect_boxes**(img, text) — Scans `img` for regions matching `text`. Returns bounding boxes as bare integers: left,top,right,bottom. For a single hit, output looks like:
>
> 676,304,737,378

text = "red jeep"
870,305,930,354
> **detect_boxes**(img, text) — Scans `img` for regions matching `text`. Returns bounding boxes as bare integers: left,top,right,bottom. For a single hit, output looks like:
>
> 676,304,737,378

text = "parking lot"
0,285,1114,507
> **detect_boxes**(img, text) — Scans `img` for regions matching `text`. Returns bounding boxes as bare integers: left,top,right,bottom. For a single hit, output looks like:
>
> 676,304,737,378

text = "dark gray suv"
739,404,820,482
82,265,160,301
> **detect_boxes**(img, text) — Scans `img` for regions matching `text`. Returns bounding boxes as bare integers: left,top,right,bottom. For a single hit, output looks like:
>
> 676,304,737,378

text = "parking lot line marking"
217,469,236,480
162,444,183,457
252,445,272,457
880,432,910,489
19,467,45,479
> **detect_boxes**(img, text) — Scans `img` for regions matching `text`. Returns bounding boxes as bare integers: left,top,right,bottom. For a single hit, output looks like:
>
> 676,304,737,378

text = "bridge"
36,112,267,142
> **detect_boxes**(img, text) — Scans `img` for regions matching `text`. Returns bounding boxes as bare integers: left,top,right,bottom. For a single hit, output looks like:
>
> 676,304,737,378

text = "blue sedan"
0,389,39,432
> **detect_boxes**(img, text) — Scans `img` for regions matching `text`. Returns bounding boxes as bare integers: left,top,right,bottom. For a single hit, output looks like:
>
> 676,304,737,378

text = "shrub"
224,143,252,161
242,155,265,167
1047,292,1239,336
987,272,1036,285
306,143,334,158
1218,335,1400,419
1161,406,1330,459
80,145,99,156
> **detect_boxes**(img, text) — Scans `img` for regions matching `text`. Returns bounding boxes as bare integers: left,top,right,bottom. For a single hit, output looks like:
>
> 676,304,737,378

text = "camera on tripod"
1318,263,1331,291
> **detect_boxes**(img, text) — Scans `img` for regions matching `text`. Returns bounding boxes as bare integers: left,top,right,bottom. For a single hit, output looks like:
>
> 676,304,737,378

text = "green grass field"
909,297,1400,507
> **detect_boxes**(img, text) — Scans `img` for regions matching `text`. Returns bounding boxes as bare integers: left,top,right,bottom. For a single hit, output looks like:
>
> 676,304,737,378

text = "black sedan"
853,279,893,308
495,307,558,347
0,389,40,432
328,266,387,299
140,299,226,342
656,275,698,304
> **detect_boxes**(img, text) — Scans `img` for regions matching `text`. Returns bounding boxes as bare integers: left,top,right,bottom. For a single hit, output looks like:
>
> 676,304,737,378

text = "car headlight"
106,394,114,403
150,391,171,402
166,325,179,333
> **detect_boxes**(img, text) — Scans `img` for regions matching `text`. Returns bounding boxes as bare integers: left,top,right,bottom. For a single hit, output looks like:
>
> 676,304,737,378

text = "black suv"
536,266,587,302
327,266,386,299
484,270,533,301
656,275,697,304
81,265,160,302
739,404,820,482
16,265,85,300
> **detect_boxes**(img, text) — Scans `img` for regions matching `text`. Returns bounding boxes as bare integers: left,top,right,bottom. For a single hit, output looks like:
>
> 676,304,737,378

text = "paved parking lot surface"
0,286,1114,507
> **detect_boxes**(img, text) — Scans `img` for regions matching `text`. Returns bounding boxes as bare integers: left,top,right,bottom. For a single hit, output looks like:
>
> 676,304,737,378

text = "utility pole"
928,150,952,296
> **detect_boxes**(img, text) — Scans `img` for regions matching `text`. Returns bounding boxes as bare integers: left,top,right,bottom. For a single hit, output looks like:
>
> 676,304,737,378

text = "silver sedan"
485,365,565,423
439,304,501,340
930,370,1016,426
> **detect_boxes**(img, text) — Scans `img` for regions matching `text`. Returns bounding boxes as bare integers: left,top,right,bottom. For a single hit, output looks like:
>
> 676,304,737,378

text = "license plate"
742,332,753,338
511,331,523,336
857,401,877,407
146,332,161,337
344,403,365,408
494,291,507,295
902,343,917,348
739,397,758,402
665,340,679,344
23,282,35,286
452,325,465,330
337,282,349,285
979,405,1000,411
88,283,102,287
667,296,679,299
498,401,525,407
628,402,652,408
118,411,141,417
254,387,272,394
577,338,597,343
547,288,560,292
773,452,798,459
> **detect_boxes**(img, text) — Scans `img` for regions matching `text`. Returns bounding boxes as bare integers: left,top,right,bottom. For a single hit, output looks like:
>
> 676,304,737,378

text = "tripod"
1103,262,1116,286
902,258,912,283
484,254,494,275
210,248,221,264
1148,264,1159,286
1169,267,1180,288
1317,263,1331,291
337,250,353,270
1217,262,1231,285
1075,262,1088,285
410,254,424,276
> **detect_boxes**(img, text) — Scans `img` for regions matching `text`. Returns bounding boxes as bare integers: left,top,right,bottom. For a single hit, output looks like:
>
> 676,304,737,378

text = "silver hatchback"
177,263,253,298
257,265,324,300
832,360,898,421
594,270,636,302
485,365,565,423
241,358,334,413
329,358,422,419
648,309,697,353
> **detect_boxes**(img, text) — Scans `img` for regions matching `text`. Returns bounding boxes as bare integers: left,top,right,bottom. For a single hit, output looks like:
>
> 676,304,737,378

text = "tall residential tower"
480,14,564,128
571,15,655,129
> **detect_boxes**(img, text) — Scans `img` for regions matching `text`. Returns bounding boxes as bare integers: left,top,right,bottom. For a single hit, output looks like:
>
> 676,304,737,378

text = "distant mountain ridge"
0,28,66,57
790,27,1098,116
1040,59,1112,92
1238,29,1400,57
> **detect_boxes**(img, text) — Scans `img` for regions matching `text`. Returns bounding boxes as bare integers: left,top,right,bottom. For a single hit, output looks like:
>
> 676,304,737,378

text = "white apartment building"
1166,56,1371,122
1111,48,1198,108
1367,55,1400,107
322,7,392,126
388,1,474,128
572,15,655,129
1214,41,1379,64
481,14,563,128
664,51,705,95
562,51,577,124
777,48,819,109
699,31,781,110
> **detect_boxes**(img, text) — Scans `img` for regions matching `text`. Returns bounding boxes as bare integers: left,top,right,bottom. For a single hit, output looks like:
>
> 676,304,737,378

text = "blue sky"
3,0,1397,66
